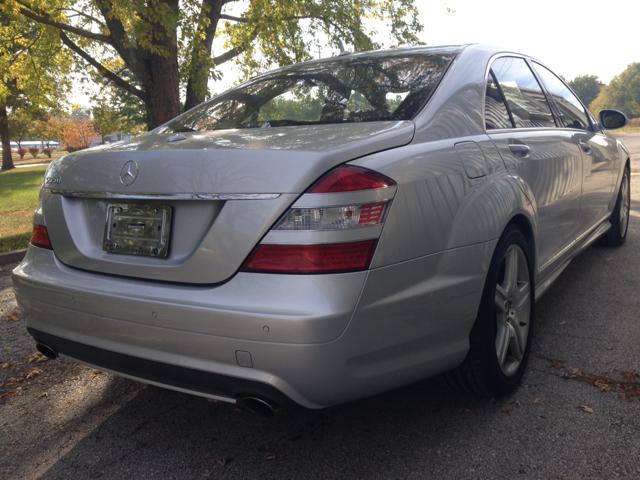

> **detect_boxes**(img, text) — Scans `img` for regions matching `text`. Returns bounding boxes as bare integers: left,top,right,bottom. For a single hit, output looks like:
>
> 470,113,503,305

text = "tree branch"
59,31,149,103
212,26,259,66
65,8,106,27
96,0,153,88
11,1,112,45
219,14,246,22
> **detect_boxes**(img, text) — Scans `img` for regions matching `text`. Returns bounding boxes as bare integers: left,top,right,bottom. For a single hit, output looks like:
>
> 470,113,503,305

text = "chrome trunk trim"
43,189,281,201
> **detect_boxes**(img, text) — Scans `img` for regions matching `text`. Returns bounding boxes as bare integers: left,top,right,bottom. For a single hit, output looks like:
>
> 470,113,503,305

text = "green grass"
611,127,640,134
0,165,48,253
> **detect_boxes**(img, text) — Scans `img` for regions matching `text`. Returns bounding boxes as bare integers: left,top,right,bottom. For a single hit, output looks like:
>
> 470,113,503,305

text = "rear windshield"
162,53,453,132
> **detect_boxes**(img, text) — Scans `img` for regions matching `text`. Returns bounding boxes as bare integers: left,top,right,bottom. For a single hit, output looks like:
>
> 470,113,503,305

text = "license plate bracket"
103,204,171,257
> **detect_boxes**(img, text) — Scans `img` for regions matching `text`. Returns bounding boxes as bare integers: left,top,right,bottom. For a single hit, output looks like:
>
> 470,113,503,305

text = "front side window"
491,57,556,129
533,63,590,130
161,53,453,133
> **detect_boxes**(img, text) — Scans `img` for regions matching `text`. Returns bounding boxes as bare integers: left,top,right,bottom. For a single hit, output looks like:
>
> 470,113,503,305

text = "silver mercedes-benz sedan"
13,44,630,416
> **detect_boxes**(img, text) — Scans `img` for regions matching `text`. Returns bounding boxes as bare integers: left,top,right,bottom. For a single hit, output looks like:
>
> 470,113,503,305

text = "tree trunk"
138,0,181,129
146,53,181,128
0,103,14,171
184,0,224,111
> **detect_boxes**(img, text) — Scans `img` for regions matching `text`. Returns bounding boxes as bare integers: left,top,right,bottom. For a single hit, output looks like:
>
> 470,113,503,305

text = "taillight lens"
275,202,388,231
242,165,396,274
242,240,378,274
308,165,396,193
31,224,53,250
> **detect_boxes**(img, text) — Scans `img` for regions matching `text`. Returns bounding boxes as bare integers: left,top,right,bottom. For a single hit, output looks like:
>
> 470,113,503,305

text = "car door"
485,56,583,276
531,62,617,240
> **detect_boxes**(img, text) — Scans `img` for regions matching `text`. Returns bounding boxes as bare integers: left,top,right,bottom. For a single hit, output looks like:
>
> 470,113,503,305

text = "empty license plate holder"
103,204,171,257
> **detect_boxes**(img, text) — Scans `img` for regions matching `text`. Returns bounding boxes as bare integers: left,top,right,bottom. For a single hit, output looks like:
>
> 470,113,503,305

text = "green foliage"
0,1,72,169
5,0,428,128
567,74,603,108
7,110,32,147
590,63,640,118
91,70,151,135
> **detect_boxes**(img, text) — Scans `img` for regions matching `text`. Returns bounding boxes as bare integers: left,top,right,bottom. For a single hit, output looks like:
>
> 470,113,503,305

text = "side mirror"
598,109,628,130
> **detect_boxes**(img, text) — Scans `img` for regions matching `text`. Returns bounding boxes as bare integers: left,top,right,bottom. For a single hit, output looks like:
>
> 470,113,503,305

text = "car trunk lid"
42,121,414,284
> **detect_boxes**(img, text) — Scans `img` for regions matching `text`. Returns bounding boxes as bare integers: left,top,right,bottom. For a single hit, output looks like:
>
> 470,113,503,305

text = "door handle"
508,143,530,157
579,141,592,153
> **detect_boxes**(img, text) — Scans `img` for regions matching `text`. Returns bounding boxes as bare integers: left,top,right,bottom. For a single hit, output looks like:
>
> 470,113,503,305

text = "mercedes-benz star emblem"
119,160,139,186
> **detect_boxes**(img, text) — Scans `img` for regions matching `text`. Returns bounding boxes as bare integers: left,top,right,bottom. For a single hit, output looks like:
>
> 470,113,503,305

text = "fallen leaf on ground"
25,367,43,379
576,405,594,413
0,299,7,302
27,351,48,363
559,321,566,325
560,369,640,400
89,370,102,379
2,311,19,321
536,354,564,369
201,470,213,477
2,362,17,369
38,392,49,398
532,398,544,404
501,408,511,415
266,454,277,461
509,400,522,407
5,346,12,350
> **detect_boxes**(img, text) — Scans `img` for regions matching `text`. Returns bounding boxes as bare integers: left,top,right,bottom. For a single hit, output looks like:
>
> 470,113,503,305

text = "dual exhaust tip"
34,342,282,418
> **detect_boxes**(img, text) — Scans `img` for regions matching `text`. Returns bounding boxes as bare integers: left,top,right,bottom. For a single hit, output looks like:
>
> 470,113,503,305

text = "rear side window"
485,72,513,129
533,63,591,130
491,57,556,129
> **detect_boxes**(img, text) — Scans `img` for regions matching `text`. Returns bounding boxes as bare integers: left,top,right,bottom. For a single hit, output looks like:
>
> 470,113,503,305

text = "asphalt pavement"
1,135,639,480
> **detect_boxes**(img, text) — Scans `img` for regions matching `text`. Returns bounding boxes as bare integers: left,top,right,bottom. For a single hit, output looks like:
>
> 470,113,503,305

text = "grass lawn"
611,127,640,134
0,165,48,253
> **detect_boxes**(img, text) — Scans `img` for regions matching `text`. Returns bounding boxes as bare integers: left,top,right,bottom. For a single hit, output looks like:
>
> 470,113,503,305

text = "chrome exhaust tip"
36,343,58,360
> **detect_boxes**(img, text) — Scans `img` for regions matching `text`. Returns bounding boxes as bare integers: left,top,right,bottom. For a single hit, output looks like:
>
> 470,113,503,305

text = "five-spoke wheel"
494,244,531,377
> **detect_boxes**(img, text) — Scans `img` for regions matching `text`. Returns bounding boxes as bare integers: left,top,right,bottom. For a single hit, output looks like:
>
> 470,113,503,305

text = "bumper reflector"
31,224,53,250
241,240,378,274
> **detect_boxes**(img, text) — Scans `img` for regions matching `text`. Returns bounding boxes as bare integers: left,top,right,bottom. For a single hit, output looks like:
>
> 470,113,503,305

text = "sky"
68,0,640,105
413,0,640,84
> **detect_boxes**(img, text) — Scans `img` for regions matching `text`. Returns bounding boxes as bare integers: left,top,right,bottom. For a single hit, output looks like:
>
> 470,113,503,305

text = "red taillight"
31,224,53,250
241,240,378,274
308,165,396,193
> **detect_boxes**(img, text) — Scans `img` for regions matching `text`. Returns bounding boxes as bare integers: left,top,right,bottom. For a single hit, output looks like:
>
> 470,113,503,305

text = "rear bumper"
13,242,494,408
27,328,297,407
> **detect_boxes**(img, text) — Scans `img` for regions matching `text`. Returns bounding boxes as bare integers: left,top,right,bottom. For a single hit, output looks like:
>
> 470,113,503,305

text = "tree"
0,3,72,170
39,114,65,151
7,109,32,149
62,117,100,151
91,68,151,139
567,74,603,108
4,0,426,129
589,63,640,118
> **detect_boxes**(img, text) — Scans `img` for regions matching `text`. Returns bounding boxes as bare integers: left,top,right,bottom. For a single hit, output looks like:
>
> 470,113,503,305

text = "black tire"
444,225,534,397
600,166,631,247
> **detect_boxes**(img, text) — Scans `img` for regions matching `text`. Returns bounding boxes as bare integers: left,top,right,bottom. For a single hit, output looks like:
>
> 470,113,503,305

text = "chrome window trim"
483,53,559,133
43,189,281,201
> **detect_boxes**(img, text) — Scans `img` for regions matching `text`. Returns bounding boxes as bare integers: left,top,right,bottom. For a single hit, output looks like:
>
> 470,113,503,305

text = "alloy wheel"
494,244,531,376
